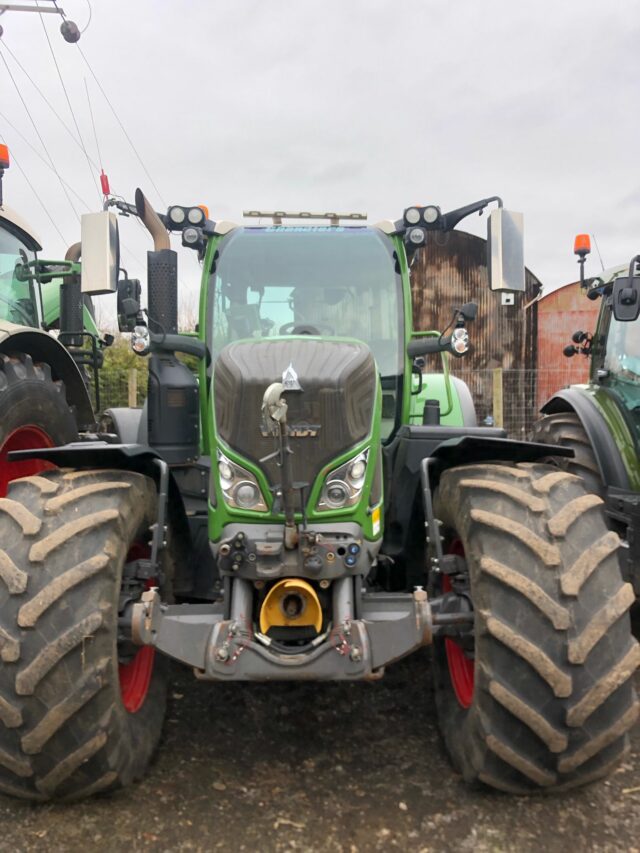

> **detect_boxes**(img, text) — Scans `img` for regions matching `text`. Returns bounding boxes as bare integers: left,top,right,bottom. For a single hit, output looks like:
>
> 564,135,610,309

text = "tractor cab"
0,205,43,328
208,221,403,439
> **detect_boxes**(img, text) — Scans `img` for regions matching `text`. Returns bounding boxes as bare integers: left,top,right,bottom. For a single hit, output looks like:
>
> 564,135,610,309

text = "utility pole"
0,2,81,42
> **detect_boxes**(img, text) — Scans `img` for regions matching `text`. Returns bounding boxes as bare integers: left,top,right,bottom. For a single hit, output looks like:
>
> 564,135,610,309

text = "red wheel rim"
119,542,156,714
443,538,475,709
0,425,55,498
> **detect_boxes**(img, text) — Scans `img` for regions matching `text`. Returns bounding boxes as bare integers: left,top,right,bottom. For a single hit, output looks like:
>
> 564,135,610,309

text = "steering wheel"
279,322,335,336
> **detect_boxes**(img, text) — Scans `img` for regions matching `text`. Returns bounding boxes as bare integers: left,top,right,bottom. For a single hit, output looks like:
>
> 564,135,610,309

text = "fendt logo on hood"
282,362,302,391
260,422,321,438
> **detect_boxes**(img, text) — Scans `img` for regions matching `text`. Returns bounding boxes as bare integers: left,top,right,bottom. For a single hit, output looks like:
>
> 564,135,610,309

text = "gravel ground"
0,654,637,853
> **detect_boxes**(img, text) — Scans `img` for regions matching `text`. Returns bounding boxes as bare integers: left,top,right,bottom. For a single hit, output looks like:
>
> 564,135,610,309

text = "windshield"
0,223,38,326
602,314,640,430
209,227,402,377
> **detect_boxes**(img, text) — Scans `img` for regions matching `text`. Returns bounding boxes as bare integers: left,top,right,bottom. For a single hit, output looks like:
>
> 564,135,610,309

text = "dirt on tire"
0,469,166,800
433,461,639,793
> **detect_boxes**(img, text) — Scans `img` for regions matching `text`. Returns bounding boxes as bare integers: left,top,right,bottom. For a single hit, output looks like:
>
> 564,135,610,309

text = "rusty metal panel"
535,281,600,409
410,229,540,371
410,230,541,434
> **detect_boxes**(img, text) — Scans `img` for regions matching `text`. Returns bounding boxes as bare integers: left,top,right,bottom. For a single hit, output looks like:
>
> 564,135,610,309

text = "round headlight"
409,227,426,245
218,460,233,482
234,481,260,508
348,459,366,482
324,480,349,508
423,205,439,224
131,325,150,355
168,206,186,225
405,207,421,225
188,207,205,225
183,226,200,245
451,327,469,354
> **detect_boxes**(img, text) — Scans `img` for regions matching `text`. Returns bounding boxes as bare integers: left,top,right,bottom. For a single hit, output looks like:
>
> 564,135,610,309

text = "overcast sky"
1,0,638,323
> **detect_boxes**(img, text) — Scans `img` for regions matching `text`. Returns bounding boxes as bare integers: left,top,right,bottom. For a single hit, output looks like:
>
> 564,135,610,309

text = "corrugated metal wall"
410,229,540,368
410,229,541,432
536,281,600,409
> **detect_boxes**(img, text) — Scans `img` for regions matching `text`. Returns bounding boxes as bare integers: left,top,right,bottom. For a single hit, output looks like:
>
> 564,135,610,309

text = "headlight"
131,325,150,355
317,449,369,511
324,480,350,508
217,451,267,511
404,206,421,225
187,206,205,225
408,227,426,245
423,205,440,224
168,206,186,225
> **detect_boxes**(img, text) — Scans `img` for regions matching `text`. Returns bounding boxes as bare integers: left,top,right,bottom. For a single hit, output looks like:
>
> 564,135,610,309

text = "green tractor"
533,236,640,617
2,191,637,800
0,146,104,497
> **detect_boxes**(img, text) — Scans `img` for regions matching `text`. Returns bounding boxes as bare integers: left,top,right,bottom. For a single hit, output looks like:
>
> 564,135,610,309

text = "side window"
0,226,37,325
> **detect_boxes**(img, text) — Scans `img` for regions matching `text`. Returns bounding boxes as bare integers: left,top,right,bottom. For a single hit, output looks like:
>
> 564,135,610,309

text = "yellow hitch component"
259,578,322,635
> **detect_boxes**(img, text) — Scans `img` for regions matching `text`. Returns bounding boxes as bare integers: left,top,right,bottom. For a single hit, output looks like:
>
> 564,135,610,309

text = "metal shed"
535,280,599,410
410,229,542,434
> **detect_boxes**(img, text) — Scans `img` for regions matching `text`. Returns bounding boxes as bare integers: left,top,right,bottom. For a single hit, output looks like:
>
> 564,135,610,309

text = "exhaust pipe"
60,242,83,347
135,188,170,251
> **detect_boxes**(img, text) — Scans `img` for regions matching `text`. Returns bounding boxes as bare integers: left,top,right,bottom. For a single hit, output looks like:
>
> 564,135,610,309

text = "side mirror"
487,208,525,292
80,211,119,295
117,277,142,332
612,277,640,322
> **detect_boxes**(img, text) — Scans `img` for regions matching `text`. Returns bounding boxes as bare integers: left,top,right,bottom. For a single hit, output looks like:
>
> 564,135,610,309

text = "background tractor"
0,191,637,801
533,236,640,618
0,144,104,496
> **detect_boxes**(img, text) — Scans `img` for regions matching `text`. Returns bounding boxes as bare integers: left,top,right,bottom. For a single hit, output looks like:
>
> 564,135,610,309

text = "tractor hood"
214,338,377,496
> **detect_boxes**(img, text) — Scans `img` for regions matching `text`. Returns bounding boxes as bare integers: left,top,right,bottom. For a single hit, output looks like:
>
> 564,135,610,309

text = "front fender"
0,325,94,429
541,388,630,489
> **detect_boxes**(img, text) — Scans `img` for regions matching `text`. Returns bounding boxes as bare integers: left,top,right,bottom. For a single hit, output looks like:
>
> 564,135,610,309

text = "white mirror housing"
81,211,119,294
488,208,525,292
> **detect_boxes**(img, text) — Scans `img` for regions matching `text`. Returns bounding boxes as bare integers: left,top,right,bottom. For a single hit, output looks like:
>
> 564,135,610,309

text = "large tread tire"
533,412,640,621
0,469,167,801
531,412,604,496
0,352,78,496
433,461,639,794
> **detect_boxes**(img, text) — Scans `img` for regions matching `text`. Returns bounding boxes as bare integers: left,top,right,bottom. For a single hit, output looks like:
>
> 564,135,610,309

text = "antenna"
591,234,605,272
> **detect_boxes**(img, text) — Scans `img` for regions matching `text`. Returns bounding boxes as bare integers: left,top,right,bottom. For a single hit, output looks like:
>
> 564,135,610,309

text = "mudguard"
0,322,94,429
541,388,630,489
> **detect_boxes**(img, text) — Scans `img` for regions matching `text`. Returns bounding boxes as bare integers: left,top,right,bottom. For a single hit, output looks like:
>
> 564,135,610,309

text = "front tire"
0,353,78,497
433,462,639,793
531,412,603,495
0,469,167,800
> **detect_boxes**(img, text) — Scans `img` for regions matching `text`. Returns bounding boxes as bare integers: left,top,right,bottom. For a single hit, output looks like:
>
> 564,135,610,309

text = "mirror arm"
407,335,451,358
150,331,208,361
441,196,503,231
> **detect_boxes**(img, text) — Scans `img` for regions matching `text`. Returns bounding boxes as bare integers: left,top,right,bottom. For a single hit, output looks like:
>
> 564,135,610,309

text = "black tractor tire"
0,352,78,496
432,461,639,794
533,412,640,625
531,412,604,496
0,469,167,800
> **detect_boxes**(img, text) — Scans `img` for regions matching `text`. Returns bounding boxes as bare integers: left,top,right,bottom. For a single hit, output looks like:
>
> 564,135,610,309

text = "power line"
0,131,68,244
84,76,102,171
0,40,100,175
1,110,147,267
0,108,93,210
591,234,606,272
0,44,81,223
35,1,101,205
75,43,167,209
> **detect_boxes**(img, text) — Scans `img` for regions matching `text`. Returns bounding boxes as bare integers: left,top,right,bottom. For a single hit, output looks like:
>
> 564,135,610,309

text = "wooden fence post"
128,368,138,408
492,367,503,429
